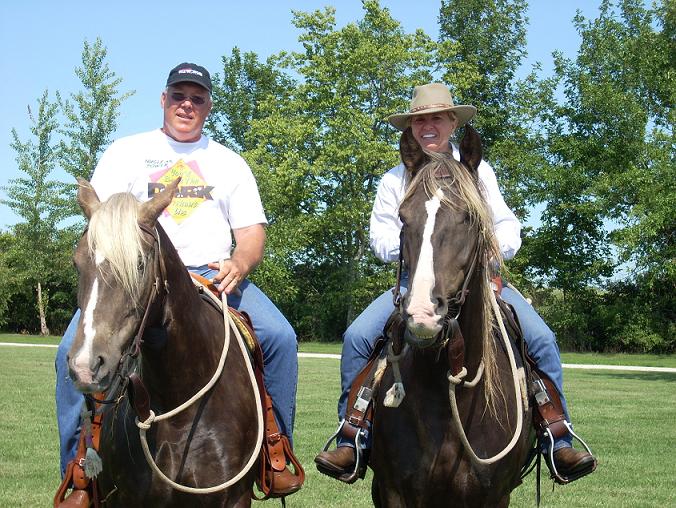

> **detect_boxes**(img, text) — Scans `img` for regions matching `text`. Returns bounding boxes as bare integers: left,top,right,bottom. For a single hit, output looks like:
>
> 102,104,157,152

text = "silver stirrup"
544,420,595,484
321,419,367,483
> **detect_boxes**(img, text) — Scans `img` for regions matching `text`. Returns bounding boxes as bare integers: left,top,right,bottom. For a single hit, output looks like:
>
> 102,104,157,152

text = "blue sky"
0,0,602,229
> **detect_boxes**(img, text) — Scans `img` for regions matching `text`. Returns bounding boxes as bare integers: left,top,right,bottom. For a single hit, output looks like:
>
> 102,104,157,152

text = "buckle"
532,378,550,406
353,386,372,413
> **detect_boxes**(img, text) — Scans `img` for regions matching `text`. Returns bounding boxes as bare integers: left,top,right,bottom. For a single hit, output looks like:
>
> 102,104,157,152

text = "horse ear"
400,128,426,175
139,177,181,225
76,177,101,220
459,124,483,174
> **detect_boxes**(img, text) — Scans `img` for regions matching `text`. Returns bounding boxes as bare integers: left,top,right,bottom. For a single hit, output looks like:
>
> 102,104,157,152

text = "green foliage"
1,38,128,334
0,233,16,327
205,47,295,151
518,0,673,345
0,2,672,351
438,0,528,148
58,37,134,216
223,1,435,339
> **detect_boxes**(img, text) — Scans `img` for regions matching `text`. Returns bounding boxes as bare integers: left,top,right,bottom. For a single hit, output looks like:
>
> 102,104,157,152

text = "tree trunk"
345,238,365,328
37,282,50,336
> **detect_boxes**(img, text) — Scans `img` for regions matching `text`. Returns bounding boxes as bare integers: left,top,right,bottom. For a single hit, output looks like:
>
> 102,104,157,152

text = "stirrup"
320,419,368,483
543,421,596,484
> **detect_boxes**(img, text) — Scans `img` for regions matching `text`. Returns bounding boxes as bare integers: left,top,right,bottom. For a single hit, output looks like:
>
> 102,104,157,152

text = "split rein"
390,237,525,467
96,225,264,494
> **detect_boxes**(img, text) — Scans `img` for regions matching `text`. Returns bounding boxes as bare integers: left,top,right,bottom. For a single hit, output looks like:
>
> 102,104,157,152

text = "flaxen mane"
402,151,504,412
87,193,148,303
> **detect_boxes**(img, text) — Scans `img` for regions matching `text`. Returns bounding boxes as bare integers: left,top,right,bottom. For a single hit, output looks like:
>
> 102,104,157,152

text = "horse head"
67,177,180,392
398,125,497,348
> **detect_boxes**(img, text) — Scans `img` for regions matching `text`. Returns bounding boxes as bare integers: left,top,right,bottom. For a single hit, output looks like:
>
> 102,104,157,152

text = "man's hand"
208,223,265,295
209,258,245,295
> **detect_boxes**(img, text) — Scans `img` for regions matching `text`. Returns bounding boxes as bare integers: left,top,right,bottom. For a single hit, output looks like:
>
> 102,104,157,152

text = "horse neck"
140,229,226,402
458,266,488,373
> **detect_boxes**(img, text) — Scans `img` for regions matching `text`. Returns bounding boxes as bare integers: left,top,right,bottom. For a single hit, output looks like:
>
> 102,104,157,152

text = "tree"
0,232,16,328
206,47,294,152
58,37,134,216
437,0,528,149
436,0,543,250
522,0,673,350
238,0,435,339
1,92,71,335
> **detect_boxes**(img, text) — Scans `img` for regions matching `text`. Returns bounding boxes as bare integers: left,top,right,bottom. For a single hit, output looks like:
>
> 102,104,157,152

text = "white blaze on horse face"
71,277,100,384
406,188,445,335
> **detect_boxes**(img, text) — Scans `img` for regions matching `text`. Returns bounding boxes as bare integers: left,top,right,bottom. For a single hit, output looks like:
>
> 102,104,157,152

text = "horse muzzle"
404,319,443,348
68,354,114,393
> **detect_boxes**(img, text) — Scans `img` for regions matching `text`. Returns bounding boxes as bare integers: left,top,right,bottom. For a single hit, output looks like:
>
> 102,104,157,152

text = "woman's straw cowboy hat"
387,83,476,131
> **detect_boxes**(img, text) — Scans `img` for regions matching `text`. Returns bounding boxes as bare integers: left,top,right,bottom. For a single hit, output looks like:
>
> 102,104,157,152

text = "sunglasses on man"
169,92,208,106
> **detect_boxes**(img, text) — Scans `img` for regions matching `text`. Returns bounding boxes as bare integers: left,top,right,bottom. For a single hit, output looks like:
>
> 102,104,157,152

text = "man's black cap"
166,62,212,93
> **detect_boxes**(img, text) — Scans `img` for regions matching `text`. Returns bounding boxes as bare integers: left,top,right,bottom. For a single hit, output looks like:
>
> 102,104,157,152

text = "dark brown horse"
66,179,261,507
370,126,534,507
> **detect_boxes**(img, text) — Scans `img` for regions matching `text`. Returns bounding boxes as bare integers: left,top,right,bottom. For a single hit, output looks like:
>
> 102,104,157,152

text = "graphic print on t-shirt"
148,159,214,224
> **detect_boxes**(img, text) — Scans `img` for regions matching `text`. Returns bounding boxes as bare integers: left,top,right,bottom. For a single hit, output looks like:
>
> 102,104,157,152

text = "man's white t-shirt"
90,129,267,267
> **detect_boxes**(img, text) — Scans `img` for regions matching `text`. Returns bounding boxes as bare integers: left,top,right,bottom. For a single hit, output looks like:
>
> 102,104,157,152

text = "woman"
315,83,596,484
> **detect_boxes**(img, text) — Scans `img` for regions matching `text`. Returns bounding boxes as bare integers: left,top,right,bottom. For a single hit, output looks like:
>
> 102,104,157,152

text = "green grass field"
0,338,674,507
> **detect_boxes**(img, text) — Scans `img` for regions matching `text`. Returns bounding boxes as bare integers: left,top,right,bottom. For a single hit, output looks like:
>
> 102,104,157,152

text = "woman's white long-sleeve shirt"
369,145,522,263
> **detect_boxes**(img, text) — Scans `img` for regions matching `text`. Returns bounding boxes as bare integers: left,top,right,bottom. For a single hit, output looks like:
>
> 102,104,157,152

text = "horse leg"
372,477,407,508
371,478,381,508
495,494,511,507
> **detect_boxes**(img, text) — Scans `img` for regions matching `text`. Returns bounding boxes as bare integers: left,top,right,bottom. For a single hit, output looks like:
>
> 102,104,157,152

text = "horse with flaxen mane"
65,179,262,507
370,126,535,507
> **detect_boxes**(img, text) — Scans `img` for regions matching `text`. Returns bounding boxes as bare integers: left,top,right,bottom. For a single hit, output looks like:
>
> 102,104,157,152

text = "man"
55,62,301,505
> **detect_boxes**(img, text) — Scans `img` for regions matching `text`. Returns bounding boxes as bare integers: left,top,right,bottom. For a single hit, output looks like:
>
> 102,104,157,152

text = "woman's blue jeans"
55,268,298,476
337,280,572,450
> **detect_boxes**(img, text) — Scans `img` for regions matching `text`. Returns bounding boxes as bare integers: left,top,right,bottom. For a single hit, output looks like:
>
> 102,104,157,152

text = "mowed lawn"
0,339,674,507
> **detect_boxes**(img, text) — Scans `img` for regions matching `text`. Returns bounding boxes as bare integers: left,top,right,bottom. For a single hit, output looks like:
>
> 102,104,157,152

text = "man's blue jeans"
337,280,573,450
55,268,298,476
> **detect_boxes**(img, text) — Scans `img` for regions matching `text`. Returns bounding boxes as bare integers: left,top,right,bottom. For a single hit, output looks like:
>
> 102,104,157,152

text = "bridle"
86,223,169,406
393,221,483,351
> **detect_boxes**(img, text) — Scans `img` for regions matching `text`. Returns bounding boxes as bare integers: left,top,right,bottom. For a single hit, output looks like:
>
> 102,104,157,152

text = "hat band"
409,103,452,113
